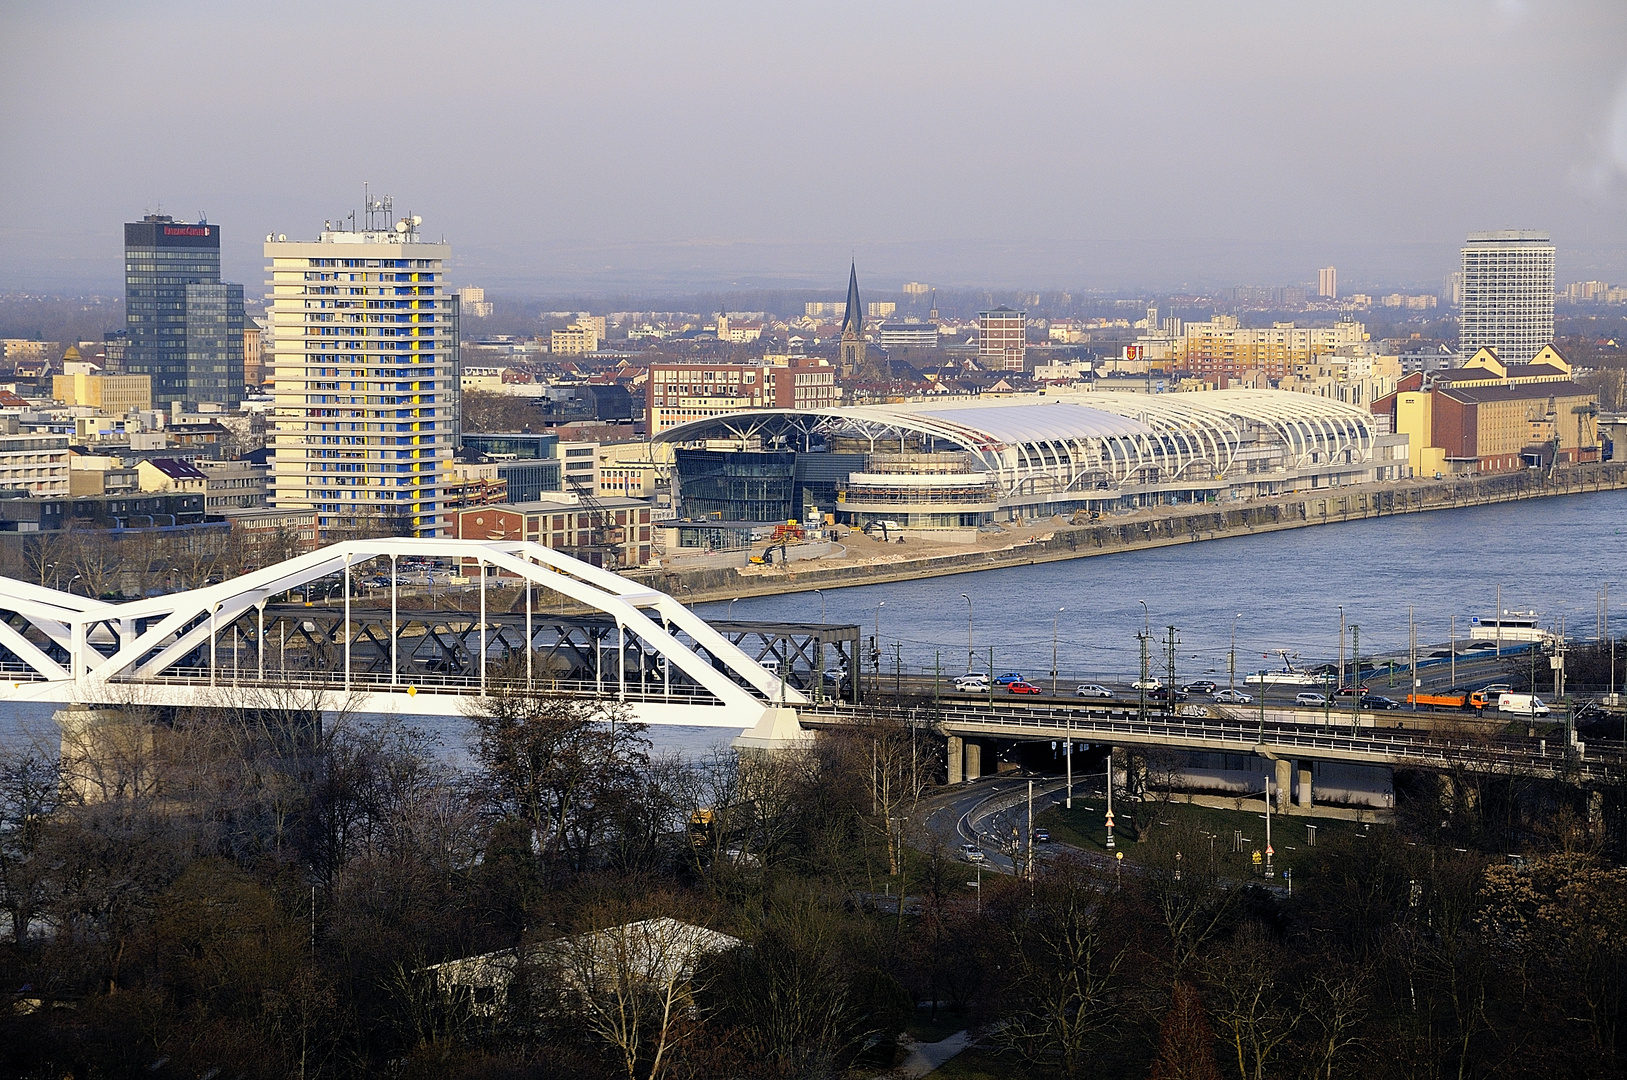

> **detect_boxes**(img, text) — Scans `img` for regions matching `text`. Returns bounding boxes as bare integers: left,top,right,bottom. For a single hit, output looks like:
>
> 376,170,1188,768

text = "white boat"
1468,611,1553,645
1244,650,1336,687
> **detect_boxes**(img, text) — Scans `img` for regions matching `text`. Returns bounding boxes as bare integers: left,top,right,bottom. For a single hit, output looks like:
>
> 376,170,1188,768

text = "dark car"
1334,684,1369,697
1360,694,1402,710
1033,828,1051,843
1181,680,1218,694
1007,680,1043,695
1145,687,1189,703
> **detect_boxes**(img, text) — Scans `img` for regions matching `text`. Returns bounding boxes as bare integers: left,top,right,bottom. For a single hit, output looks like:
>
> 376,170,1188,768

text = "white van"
1497,693,1550,717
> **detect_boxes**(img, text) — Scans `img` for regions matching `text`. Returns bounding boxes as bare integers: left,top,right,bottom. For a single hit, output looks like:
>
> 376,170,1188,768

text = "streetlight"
961,593,974,673
814,588,826,624
1052,607,1065,694
727,596,740,620
874,600,886,675
1230,613,1242,693
1337,604,1345,693
1137,600,1150,722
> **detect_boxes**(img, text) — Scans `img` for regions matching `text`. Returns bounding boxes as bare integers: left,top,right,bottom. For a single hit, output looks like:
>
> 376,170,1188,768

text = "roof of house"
144,457,208,481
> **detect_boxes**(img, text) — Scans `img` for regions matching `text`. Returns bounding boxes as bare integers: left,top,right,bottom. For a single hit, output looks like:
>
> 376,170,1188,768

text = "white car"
1131,678,1163,691
961,843,985,862
1295,691,1329,707
954,674,991,692
1075,683,1114,698
1213,688,1253,704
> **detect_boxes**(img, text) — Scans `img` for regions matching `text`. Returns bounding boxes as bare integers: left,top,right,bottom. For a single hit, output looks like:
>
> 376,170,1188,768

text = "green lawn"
906,1006,971,1045
1038,795,1376,886
926,1047,1022,1078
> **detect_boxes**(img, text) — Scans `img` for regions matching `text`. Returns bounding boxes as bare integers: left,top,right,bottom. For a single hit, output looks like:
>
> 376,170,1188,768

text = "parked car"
994,672,1027,685
1213,688,1253,704
962,843,985,862
1295,691,1329,707
1075,683,1114,698
954,674,991,692
1007,680,1043,695
1361,694,1402,710
1181,680,1218,694
1131,677,1163,690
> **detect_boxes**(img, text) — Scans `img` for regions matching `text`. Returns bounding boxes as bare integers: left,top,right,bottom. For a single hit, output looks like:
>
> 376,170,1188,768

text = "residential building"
220,506,319,553
867,301,896,318
1318,267,1338,300
902,282,931,300
550,323,600,355
445,455,509,510
1459,230,1555,364
0,433,71,497
69,455,140,497
453,498,653,569
137,457,208,494
1277,351,1402,409
244,321,265,388
838,263,866,375
978,307,1026,371
123,215,245,409
458,285,493,318
0,491,209,533
198,459,269,511
1179,317,1367,380
646,357,836,435
265,202,459,538
1373,345,1599,476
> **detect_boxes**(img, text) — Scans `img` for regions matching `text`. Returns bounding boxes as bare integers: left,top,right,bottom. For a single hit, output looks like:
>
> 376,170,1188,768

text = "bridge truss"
0,538,812,744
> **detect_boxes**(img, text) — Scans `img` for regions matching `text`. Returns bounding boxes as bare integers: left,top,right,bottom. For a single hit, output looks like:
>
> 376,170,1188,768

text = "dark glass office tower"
124,215,245,408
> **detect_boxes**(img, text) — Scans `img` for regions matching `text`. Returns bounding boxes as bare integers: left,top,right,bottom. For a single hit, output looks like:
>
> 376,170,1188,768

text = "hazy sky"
4,0,1627,296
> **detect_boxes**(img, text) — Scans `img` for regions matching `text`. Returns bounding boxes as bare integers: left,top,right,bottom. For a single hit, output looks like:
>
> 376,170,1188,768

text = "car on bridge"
1334,684,1369,697
954,674,991,692
1145,687,1189,703
1181,680,1218,694
1361,694,1402,710
1213,688,1253,704
1006,680,1043,695
1075,683,1114,698
994,672,1027,685
1131,677,1163,690
1296,691,1329,706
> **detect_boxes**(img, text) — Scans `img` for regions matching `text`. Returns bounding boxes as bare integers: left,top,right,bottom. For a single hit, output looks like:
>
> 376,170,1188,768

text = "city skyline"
5,2,1627,293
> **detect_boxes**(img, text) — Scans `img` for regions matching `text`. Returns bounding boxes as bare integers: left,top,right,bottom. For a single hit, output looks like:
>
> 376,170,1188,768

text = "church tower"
838,261,866,376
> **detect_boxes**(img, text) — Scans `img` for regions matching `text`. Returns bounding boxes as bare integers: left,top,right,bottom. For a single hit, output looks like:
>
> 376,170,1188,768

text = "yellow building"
53,363,152,414
1179,316,1367,379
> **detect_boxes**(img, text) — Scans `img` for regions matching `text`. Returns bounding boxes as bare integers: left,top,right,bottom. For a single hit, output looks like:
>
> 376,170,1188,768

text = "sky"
3,0,1627,297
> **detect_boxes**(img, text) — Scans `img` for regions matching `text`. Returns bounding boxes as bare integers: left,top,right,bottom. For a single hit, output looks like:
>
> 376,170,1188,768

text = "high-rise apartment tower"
1458,231,1554,364
265,197,459,539
124,215,245,409
1318,266,1337,300
978,307,1027,371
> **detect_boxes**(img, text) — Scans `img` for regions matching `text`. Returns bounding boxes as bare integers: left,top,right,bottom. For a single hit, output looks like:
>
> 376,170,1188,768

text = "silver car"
1213,688,1253,704
1075,683,1114,698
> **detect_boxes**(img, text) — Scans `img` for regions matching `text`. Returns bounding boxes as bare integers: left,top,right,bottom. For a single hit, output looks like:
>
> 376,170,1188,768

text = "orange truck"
1405,689,1492,711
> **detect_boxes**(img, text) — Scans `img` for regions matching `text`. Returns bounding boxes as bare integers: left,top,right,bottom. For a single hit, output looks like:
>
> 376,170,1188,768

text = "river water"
696,488,1627,687
6,490,1623,761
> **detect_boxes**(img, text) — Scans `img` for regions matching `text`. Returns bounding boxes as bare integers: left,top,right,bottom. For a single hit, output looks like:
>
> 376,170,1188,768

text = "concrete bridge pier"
1297,761,1313,810
947,735,963,784
1275,758,1292,814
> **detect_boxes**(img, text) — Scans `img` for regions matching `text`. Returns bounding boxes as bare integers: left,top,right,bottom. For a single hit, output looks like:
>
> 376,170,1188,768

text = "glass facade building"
124,216,245,408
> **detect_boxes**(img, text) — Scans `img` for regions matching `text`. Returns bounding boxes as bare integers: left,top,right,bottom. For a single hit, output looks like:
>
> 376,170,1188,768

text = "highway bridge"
0,538,1614,786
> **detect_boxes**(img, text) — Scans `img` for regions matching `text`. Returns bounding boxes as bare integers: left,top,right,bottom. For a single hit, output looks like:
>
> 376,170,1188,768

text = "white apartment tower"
1318,266,1337,300
266,197,459,538
1459,231,1554,365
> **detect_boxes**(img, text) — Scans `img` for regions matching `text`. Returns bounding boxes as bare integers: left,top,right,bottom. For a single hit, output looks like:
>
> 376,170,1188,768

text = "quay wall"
634,463,1627,604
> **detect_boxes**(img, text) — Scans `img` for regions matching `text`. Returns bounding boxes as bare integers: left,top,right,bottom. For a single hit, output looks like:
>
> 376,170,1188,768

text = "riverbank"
635,462,1627,604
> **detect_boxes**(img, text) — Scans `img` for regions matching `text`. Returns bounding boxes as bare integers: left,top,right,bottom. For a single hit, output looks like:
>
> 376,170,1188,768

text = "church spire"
840,261,863,335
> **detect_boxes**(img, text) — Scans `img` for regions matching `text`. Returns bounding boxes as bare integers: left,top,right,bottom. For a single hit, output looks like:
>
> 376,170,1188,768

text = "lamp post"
814,588,826,624
874,600,886,676
1338,605,1345,693
1137,600,1150,723
1230,612,1242,693
727,596,740,620
1052,606,1064,695
961,593,974,673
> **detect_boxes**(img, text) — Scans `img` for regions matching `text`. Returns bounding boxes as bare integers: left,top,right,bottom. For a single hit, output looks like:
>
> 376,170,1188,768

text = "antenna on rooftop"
363,182,394,231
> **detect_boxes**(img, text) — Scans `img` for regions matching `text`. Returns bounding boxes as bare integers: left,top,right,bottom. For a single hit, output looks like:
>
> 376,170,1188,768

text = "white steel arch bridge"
0,539,811,747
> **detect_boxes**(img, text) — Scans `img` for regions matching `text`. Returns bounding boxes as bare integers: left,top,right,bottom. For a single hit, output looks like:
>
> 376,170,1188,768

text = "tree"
1147,981,1222,1080
988,857,1132,1079
1204,925,1300,1080
0,746,61,943
466,685,648,868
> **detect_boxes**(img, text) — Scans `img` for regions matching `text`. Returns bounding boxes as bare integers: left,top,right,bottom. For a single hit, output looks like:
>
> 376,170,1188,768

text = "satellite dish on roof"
411,215,422,226
396,219,408,232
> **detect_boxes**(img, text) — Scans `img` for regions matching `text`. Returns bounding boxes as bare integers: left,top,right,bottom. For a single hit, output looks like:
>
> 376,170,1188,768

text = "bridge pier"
964,740,983,782
1275,758,1292,814
1297,761,1313,810
946,735,963,784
